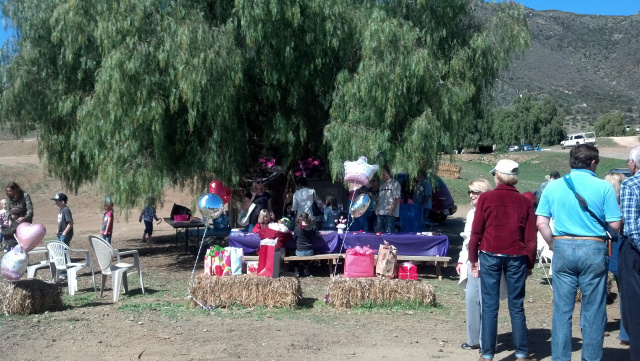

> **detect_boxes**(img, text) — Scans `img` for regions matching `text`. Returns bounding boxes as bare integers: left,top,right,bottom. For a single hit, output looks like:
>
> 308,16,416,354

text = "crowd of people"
457,143,640,361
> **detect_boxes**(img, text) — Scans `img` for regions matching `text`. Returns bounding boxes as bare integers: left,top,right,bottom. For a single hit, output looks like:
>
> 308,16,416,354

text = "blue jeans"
552,238,608,361
465,264,482,347
102,234,112,244
58,234,71,246
479,252,529,359
375,215,395,233
296,249,313,257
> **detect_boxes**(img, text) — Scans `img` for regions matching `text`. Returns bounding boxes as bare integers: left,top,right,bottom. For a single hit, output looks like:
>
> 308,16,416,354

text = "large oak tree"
0,0,529,209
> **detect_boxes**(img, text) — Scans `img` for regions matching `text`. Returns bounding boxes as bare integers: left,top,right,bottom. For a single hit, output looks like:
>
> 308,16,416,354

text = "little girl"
139,197,162,244
293,212,321,277
0,199,8,249
251,209,270,233
101,199,114,244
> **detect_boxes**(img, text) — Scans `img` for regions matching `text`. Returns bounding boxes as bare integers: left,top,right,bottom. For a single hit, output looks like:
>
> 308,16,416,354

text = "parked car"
560,132,596,149
508,145,518,152
520,144,534,151
610,168,632,178
508,144,533,152
429,176,457,223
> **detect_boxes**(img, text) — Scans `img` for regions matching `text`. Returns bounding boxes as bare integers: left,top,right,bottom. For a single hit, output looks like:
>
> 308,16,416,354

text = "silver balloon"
1,246,28,281
349,194,371,218
198,193,223,220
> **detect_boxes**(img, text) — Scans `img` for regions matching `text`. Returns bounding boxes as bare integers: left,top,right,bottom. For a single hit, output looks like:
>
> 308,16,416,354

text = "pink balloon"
15,222,46,253
1,247,28,281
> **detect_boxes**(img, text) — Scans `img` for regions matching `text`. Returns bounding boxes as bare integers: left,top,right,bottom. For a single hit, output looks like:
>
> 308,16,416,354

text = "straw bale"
436,162,461,179
326,277,436,308
189,274,301,308
1,279,63,315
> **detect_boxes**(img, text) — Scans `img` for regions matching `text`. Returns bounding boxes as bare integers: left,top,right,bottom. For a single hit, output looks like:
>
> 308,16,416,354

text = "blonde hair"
494,171,518,186
469,179,493,194
604,172,626,204
257,209,269,224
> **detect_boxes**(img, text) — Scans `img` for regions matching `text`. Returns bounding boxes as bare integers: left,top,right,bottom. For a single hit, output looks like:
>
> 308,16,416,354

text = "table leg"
435,261,442,281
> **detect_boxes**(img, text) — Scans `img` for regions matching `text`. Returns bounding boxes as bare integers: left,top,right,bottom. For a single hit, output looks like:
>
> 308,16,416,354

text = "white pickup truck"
560,132,596,149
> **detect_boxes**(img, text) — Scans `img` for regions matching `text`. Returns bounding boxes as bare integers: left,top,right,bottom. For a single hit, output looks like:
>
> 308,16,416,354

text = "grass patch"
117,301,189,319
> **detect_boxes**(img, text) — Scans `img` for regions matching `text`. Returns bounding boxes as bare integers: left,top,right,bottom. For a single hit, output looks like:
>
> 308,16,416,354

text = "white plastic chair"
89,235,145,301
46,241,97,295
26,245,51,279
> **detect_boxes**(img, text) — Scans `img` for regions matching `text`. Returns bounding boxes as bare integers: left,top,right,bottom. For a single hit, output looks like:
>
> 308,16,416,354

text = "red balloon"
222,187,232,204
209,180,223,194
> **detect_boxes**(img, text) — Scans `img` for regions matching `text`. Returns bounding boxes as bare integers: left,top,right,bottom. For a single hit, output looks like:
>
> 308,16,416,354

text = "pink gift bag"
344,246,375,278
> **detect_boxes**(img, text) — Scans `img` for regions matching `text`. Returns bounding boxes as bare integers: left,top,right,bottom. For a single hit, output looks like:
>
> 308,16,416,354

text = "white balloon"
1,246,28,281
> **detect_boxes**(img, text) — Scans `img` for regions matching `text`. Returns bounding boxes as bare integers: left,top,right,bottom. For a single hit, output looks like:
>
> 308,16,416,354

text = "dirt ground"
0,138,636,361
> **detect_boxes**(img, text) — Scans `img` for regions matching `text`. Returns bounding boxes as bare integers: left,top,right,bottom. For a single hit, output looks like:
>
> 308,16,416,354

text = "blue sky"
513,0,640,16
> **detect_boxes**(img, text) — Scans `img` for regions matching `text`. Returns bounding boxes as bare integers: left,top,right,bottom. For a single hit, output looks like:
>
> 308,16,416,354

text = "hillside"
491,5,640,132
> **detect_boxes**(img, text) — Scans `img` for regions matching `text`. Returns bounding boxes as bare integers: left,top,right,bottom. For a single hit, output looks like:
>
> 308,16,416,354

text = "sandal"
461,343,480,350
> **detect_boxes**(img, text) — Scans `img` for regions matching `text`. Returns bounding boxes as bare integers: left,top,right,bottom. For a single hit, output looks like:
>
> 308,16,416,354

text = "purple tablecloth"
340,232,449,257
228,231,342,255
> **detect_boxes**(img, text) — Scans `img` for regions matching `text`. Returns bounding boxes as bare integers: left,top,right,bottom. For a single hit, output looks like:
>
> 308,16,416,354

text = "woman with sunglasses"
242,177,274,232
457,179,493,352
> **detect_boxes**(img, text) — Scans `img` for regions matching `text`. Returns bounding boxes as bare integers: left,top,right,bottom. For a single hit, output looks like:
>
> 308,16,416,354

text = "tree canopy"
593,112,626,137
490,95,566,149
0,0,529,210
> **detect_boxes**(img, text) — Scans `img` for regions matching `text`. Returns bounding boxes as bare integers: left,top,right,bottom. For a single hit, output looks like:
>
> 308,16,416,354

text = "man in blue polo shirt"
536,144,621,361
619,145,640,360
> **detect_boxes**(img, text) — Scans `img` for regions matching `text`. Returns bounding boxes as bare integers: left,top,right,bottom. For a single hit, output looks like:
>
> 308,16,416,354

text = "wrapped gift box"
246,261,259,276
398,262,418,280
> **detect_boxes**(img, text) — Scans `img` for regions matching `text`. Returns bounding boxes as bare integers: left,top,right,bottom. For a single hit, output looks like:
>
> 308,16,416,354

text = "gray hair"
630,146,640,165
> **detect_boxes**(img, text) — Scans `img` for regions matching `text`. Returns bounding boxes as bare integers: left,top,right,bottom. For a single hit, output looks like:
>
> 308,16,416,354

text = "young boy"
52,193,73,246
102,199,114,244
139,197,162,244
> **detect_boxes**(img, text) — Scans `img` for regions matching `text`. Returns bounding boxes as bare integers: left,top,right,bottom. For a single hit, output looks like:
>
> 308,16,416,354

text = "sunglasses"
468,190,481,196
256,180,263,185
627,159,634,165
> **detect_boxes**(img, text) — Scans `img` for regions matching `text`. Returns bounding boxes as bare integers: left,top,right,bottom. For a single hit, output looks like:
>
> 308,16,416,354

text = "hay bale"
1,279,63,315
189,274,301,308
436,162,461,179
326,277,436,308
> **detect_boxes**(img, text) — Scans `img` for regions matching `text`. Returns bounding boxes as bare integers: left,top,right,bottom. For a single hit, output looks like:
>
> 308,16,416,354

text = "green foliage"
490,95,565,148
0,0,529,210
593,112,626,137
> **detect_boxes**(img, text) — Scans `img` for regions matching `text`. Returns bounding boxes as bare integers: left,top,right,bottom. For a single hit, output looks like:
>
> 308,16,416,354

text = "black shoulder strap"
563,174,609,232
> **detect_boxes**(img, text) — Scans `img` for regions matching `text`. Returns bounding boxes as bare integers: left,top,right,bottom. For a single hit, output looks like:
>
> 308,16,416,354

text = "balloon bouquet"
343,156,378,225
188,181,229,308
1,223,46,282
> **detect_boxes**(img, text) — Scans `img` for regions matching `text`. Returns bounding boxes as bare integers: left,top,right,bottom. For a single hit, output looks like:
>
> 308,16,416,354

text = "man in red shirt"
469,159,537,361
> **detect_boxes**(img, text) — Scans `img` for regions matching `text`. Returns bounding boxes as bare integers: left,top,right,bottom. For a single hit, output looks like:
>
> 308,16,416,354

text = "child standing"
139,197,162,244
292,212,321,277
322,195,340,230
52,193,73,246
0,199,8,249
101,199,114,244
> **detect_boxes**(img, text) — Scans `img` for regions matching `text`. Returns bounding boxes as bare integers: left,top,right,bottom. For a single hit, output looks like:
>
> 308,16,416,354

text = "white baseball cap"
490,159,519,175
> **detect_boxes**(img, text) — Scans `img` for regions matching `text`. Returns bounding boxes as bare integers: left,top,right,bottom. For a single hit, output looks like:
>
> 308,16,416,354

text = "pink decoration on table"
15,222,46,253
343,157,378,186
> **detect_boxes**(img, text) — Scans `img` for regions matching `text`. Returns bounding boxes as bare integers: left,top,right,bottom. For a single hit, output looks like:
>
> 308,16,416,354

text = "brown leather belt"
553,235,606,243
